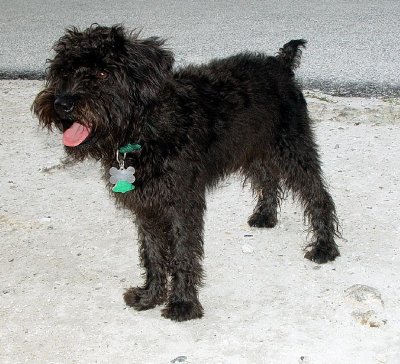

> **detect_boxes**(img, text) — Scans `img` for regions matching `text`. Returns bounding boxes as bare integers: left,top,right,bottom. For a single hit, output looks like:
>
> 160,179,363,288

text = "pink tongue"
63,122,90,146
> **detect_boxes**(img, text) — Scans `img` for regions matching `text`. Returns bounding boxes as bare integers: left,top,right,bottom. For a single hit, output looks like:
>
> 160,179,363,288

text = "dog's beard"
59,96,138,161
33,91,117,160
60,107,112,160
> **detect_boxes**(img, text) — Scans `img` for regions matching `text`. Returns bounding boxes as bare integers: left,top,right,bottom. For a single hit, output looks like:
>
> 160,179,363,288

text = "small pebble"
171,356,187,363
242,244,254,254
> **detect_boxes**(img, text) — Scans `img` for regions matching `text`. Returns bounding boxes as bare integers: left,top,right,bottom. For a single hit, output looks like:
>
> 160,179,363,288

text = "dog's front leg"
124,216,168,310
161,201,205,321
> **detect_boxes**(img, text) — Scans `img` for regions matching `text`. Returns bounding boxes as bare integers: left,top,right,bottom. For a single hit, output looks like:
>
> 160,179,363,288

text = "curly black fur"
32,25,340,321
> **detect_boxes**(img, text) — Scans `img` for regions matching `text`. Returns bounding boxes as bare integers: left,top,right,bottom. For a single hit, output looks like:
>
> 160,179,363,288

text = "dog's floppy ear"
123,33,175,104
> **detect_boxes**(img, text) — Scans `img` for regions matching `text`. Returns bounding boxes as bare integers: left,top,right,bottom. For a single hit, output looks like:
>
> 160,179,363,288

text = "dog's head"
32,24,174,159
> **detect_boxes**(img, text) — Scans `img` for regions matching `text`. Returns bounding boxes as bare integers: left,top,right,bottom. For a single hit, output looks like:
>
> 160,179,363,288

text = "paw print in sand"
109,166,136,193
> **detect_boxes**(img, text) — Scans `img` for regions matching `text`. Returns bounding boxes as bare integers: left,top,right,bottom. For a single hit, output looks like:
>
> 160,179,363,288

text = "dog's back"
169,40,309,179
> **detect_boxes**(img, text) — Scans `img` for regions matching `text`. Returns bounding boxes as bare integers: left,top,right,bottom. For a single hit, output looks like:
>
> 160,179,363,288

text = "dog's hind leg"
124,218,169,310
245,161,281,228
161,198,205,321
273,134,340,264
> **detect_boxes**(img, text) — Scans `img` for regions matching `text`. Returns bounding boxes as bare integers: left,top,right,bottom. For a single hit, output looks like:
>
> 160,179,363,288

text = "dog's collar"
109,143,142,193
118,143,142,154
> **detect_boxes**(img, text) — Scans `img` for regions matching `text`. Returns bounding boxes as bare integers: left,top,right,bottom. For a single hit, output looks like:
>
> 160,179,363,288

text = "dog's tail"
277,39,307,71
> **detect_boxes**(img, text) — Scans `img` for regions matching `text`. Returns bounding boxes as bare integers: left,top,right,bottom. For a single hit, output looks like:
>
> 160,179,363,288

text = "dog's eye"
96,71,109,80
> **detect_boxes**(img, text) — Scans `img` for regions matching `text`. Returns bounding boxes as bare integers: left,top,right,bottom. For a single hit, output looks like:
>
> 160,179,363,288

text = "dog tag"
109,166,136,193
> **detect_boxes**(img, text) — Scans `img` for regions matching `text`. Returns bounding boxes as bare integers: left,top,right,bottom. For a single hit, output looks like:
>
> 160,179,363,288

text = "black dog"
33,25,340,321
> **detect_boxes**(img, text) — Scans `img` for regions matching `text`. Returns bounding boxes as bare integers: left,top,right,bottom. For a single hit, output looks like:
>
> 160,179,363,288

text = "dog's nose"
54,95,75,113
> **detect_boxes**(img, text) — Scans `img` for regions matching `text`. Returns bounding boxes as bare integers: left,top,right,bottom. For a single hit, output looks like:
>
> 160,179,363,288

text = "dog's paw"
123,287,165,311
304,244,340,264
248,211,277,228
161,300,204,321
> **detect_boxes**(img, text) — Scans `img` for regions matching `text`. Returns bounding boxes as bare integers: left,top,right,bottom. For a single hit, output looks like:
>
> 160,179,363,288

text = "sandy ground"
0,80,399,363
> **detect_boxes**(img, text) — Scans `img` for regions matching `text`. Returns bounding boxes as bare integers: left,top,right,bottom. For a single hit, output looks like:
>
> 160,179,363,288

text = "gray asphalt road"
1,0,399,96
